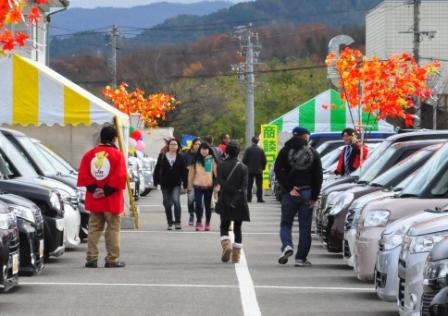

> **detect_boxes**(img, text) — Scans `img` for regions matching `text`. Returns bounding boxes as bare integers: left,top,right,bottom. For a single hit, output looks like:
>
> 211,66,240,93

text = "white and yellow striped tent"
0,54,128,126
0,54,129,166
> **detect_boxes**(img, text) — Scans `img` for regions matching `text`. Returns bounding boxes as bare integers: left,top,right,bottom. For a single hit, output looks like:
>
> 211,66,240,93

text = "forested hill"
50,0,381,58
50,1,235,36
133,0,382,44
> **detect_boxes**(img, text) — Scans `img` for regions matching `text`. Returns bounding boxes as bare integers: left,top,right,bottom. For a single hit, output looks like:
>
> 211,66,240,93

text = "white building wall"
367,0,448,67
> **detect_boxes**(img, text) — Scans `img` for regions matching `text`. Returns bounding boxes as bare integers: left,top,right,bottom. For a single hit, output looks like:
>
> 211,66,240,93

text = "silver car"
376,208,448,302
398,214,448,316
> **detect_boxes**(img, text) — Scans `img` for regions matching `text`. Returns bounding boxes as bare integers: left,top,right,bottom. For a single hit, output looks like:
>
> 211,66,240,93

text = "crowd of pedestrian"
77,125,366,268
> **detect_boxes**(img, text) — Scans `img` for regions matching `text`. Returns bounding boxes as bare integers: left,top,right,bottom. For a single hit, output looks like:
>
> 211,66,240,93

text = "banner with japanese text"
261,124,278,190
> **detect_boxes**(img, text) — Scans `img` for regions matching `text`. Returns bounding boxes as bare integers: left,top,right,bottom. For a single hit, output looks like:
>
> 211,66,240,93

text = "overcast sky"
69,0,252,9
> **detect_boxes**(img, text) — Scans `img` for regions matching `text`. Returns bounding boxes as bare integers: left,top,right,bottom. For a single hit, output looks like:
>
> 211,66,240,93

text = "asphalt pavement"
0,190,398,316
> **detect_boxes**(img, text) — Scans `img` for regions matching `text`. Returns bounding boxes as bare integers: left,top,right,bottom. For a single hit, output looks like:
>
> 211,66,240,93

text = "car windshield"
14,135,58,176
0,133,38,177
401,144,448,197
357,144,397,183
36,143,77,174
35,142,75,175
355,139,391,176
321,147,342,170
370,149,432,188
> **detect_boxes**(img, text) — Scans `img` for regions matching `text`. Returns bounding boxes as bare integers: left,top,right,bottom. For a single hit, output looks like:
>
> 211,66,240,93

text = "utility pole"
110,25,119,88
232,24,261,147
413,0,422,128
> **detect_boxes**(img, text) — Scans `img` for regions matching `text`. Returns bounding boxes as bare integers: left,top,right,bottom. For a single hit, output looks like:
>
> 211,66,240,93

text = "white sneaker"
278,245,293,264
295,259,312,267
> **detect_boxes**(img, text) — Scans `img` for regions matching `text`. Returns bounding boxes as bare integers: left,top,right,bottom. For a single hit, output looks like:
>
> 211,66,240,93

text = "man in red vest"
335,128,369,176
77,125,127,268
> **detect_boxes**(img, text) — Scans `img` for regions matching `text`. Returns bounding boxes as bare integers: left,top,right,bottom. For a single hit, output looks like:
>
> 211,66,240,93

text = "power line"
71,63,327,85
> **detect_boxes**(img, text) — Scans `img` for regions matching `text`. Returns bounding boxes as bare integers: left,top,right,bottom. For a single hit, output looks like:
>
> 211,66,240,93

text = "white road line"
20,282,237,288
19,281,374,292
121,230,278,235
235,249,262,316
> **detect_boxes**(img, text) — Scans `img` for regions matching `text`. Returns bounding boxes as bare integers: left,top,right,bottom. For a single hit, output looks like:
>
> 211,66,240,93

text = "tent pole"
114,116,139,229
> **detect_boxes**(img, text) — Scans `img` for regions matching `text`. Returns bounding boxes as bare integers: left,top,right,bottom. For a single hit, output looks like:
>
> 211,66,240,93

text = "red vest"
335,143,369,175
77,144,127,214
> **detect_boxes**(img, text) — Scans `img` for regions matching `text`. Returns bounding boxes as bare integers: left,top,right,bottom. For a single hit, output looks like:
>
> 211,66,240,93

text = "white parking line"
235,249,262,316
121,230,278,235
19,281,374,292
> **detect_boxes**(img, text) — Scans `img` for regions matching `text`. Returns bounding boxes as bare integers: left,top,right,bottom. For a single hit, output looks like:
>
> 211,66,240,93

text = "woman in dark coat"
216,140,250,263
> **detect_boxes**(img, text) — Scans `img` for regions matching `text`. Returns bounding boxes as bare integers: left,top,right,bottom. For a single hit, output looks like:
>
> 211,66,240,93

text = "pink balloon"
136,140,145,151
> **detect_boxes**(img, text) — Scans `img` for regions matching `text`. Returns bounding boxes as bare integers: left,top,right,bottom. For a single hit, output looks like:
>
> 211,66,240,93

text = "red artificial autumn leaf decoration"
325,48,440,127
0,0,47,54
102,83,181,128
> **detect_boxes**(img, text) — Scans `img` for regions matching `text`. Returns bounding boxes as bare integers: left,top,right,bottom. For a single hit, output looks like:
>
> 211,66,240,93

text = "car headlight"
424,258,448,292
8,205,35,223
380,225,410,251
0,213,10,229
329,193,354,215
410,234,447,254
50,191,62,212
363,209,390,227
381,233,403,251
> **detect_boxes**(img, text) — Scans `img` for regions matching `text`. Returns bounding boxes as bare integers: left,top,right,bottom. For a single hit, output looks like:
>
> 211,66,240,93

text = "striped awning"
269,89,394,133
0,54,128,127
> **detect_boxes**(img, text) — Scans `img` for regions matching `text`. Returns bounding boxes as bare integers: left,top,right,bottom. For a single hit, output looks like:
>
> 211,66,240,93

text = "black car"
0,193,44,275
422,232,448,315
0,200,19,292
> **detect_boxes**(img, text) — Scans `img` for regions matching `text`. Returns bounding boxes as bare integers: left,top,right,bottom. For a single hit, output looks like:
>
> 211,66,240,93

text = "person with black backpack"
274,127,322,267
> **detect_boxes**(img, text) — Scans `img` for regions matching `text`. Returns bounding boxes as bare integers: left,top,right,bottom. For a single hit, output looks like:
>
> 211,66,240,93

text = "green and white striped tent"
269,89,394,133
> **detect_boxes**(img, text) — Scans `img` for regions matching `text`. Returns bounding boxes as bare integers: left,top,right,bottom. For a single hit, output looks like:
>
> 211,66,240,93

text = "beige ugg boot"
232,243,242,263
221,237,232,263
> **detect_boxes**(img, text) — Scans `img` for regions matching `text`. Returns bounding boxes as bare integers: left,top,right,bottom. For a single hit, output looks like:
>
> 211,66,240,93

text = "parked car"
398,214,448,316
128,155,142,201
0,133,65,258
422,236,448,315
138,152,156,197
0,201,19,292
318,140,441,252
0,193,45,276
1,129,81,247
308,131,395,149
355,141,448,282
344,168,421,267
31,139,88,242
375,207,448,302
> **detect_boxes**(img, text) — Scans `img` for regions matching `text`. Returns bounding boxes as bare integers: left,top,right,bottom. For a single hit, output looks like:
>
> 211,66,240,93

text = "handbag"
215,162,240,214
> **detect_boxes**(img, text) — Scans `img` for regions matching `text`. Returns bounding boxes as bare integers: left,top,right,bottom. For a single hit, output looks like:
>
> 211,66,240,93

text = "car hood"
0,192,38,209
350,190,396,209
408,213,448,237
12,176,76,196
427,237,448,262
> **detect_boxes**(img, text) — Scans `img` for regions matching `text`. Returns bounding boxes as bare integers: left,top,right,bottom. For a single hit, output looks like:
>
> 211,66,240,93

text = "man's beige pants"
86,212,121,264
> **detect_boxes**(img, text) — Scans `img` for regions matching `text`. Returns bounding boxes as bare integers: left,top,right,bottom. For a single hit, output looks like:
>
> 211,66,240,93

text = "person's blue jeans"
194,187,213,224
161,186,181,225
279,189,312,260
187,188,195,214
